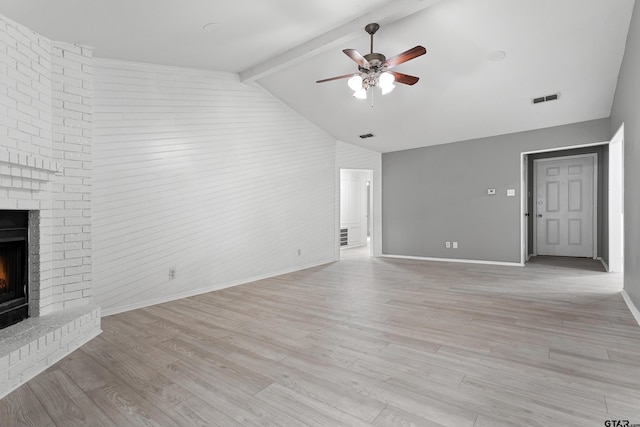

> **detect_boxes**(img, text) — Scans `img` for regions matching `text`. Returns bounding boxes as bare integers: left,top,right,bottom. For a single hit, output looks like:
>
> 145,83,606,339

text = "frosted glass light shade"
379,72,395,95
348,75,363,91
353,88,367,99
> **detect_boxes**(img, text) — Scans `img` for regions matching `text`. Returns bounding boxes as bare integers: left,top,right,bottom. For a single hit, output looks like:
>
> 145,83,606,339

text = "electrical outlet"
453,241,458,249
169,268,176,279
445,241,451,249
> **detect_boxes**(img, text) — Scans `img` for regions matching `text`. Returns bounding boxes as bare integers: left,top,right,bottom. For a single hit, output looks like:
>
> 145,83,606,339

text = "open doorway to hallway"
339,169,373,258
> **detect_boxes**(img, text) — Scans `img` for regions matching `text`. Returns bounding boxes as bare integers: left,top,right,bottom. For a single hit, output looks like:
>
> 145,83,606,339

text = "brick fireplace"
0,16,101,398
0,211,29,329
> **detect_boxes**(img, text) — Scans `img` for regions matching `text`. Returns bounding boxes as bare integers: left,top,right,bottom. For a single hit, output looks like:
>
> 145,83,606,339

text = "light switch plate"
507,189,516,197
487,188,496,195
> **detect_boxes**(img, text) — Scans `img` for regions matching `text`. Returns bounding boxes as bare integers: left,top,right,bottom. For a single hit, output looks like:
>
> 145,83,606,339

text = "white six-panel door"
534,154,596,257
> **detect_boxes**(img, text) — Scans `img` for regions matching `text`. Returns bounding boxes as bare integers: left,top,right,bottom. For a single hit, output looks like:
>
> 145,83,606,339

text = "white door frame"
608,123,624,272
521,154,528,264
532,153,598,259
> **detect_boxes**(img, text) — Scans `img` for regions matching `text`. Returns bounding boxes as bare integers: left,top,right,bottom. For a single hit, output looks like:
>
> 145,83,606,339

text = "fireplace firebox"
0,211,29,330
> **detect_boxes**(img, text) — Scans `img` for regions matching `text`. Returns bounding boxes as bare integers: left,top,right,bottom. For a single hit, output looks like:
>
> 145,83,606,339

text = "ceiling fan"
316,23,426,99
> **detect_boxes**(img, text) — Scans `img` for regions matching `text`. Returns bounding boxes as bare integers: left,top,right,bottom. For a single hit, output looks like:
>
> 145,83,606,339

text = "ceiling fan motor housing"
361,53,387,70
358,52,389,89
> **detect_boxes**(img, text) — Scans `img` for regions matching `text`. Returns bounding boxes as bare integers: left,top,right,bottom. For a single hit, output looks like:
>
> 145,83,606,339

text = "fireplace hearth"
0,211,29,330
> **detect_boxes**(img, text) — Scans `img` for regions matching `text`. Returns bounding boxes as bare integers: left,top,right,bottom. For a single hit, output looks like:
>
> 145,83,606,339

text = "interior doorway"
339,169,373,257
521,143,607,268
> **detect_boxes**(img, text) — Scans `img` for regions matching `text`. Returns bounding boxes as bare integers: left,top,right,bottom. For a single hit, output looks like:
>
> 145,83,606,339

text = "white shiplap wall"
93,59,337,315
336,141,382,257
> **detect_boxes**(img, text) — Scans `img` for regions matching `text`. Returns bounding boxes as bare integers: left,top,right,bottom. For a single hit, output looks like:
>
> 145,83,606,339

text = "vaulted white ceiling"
1,0,635,152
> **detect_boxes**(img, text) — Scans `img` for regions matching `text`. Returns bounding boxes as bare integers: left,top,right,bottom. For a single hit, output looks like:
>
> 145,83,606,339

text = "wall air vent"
359,133,374,139
340,228,348,246
532,93,560,105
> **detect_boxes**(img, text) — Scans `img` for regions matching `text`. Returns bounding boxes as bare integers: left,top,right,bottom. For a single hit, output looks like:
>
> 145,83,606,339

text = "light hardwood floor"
2,248,640,426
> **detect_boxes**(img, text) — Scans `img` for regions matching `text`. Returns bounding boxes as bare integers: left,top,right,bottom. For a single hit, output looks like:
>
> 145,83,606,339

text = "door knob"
537,214,543,217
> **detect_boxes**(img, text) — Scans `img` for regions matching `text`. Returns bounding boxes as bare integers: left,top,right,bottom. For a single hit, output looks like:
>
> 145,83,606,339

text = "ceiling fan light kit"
317,23,426,100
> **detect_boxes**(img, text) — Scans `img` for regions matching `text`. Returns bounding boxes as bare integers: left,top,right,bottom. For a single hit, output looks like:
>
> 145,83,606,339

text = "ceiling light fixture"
348,70,395,99
316,23,426,101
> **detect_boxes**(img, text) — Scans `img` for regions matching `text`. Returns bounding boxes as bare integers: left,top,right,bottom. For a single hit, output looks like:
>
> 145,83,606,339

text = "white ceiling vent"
532,93,560,105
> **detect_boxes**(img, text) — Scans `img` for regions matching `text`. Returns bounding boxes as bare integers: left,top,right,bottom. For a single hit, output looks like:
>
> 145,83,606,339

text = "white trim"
608,123,624,273
621,290,640,326
340,242,367,250
523,141,608,155
597,257,609,272
520,154,528,265
593,154,598,259
532,153,598,259
381,254,523,267
101,259,336,317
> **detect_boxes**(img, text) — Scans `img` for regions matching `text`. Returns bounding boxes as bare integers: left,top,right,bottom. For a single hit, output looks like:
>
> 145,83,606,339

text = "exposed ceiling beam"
239,0,443,83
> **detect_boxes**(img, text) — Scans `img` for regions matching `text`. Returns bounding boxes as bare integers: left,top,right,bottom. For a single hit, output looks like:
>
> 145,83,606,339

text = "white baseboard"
101,258,337,317
341,242,367,249
381,254,523,267
597,257,610,272
621,290,640,326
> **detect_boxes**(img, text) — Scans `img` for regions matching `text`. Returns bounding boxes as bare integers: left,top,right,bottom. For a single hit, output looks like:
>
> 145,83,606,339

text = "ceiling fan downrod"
365,23,380,54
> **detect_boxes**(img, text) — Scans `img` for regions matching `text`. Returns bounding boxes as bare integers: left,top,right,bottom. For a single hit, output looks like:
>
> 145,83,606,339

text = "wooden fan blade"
316,73,355,83
343,49,370,68
390,71,419,85
385,46,426,69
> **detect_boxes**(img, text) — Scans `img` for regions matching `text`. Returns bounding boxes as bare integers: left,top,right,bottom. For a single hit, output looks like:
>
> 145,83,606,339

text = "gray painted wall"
382,118,610,263
526,145,608,260
611,1,640,309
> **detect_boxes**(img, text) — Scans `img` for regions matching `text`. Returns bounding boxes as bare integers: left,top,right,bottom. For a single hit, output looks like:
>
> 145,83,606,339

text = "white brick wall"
0,16,93,313
0,306,100,398
0,14,100,400
0,16,52,157
50,41,93,312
